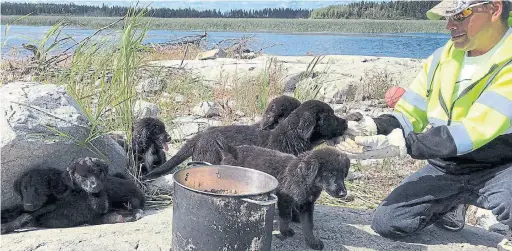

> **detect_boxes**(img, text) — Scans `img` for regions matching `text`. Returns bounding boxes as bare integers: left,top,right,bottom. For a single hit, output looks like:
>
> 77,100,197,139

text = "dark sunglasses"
446,1,491,21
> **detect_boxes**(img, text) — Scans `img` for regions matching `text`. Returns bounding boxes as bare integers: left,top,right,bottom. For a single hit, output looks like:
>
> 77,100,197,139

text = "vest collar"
436,31,512,106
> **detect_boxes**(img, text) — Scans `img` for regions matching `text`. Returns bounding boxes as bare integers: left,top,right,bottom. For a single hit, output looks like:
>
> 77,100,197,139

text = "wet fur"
13,167,70,212
143,99,347,180
105,173,145,210
259,95,301,130
132,117,170,175
217,143,350,250
1,158,143,234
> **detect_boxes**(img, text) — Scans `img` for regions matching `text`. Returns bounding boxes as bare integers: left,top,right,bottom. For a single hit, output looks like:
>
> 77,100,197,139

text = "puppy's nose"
338,189,347,198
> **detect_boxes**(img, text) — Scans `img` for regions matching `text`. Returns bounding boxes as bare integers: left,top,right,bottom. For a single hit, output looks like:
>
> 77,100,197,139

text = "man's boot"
497,228,512,251
434,204,469,232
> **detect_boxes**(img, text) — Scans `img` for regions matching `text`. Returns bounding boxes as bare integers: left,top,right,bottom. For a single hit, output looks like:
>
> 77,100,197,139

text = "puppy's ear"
50,178,70,197
133,124,149,151
13,176,22,197
97,159,110,179
214,137,238,161
259,113,277,130
342,156,351,174
297,111,316,139
297,159,319,185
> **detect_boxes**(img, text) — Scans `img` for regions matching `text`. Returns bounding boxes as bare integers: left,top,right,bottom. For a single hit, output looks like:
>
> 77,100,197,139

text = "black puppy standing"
216,140,350,250
144,99,347,180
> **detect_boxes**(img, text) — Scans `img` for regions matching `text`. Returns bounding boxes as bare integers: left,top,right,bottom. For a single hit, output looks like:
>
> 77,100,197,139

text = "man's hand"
345,115,378,137
336,128,407,159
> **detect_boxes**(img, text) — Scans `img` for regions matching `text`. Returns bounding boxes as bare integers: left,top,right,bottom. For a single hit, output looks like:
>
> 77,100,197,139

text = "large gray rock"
192,101,221,118
0,82,128,210
135,78,164,95
168,115,223,141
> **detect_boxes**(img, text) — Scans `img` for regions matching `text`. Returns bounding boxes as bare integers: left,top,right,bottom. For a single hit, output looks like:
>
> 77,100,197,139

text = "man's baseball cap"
426,0,491,20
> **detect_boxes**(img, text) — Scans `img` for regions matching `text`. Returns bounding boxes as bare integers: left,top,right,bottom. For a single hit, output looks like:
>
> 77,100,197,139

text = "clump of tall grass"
146,68,213,121
2,6,154,182
215,57,285,120
63,7,152,180
293,55,325,102
354,68,396,101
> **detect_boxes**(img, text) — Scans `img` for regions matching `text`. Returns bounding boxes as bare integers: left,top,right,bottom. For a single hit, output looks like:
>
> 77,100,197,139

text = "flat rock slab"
149,55,423,88
1,205,503,251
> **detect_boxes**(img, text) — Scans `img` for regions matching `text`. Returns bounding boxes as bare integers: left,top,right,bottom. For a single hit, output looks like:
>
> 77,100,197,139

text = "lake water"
1,25,451,59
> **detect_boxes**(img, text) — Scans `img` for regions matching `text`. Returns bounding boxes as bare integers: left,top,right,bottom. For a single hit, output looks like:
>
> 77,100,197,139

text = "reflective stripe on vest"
426,47,443,99
425,52,512,128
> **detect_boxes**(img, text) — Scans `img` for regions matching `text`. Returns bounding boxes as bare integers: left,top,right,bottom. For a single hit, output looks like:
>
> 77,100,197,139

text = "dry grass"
212,57,286,123
317,157,426,210
140,67,213,122
0,56,32,85
1,16,449,33
143,44,204,61
354,68,397,101
293,55,326,102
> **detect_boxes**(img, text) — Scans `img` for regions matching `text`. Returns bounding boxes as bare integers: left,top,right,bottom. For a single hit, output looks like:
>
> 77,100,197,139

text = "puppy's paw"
133,209,144,221
1,225,8,234
281,228,295,237
17,213,34,224
306,237,324,250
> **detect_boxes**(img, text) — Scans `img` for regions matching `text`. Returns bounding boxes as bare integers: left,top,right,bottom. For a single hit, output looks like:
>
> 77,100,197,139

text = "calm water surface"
1,25,451,59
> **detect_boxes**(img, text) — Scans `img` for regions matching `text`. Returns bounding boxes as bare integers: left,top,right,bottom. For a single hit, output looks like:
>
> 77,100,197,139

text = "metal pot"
171,162,279,251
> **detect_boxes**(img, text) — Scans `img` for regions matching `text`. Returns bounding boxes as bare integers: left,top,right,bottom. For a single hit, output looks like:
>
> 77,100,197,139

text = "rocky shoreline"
0,54,508,251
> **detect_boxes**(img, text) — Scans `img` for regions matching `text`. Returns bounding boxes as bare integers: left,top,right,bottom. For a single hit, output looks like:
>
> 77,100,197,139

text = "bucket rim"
172,164,279,197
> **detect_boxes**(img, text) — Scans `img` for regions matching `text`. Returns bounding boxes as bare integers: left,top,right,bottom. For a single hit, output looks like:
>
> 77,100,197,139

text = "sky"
4,0,388,11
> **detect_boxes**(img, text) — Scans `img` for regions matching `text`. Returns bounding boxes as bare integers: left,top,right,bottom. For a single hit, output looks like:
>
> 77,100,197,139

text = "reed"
1,15,449,33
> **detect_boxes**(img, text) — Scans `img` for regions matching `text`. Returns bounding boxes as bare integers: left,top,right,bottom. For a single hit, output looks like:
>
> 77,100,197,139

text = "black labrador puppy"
217,142,350,250
143,99,347,180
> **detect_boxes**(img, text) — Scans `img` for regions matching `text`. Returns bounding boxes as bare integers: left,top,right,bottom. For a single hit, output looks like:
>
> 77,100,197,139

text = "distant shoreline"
1,16,449,34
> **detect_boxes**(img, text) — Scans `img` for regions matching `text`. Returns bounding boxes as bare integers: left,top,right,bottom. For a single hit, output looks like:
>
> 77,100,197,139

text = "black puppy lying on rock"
1,157,144,234
216,139,350,250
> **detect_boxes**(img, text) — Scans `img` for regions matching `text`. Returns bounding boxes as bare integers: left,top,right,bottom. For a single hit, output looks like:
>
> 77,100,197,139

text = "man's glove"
345,115,378,137
336,128,407,159
318,114,378,149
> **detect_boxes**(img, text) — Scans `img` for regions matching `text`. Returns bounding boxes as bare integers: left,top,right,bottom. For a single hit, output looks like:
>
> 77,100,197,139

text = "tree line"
0,2,311,19
311,1,440,20
2,1,440,20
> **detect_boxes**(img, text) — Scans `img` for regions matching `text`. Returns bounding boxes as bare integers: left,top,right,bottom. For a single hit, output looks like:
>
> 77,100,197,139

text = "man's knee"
371,204,416,239
371,206,397,239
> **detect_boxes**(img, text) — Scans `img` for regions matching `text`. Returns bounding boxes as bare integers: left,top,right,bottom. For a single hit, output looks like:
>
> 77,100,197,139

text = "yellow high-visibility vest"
393,31,512,156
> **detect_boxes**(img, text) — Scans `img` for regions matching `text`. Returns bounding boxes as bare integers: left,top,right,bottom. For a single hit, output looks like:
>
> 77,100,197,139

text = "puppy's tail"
213,134,238,161
142,134,199,180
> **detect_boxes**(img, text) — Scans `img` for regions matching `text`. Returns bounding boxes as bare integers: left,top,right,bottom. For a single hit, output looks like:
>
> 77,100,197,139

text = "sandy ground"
1,205,504,251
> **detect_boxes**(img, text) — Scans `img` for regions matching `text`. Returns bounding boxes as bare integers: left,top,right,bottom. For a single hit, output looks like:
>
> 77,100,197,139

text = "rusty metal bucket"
171,162,278,251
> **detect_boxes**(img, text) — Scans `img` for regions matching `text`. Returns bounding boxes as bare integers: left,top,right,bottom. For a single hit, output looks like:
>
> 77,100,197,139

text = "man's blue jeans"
371,162,512,239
